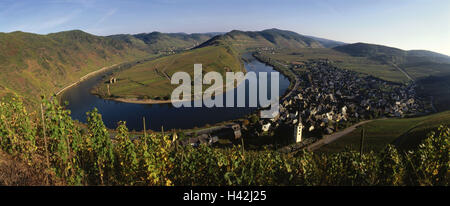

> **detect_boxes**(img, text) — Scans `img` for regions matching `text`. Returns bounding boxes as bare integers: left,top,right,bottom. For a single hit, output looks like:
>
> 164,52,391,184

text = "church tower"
294,116,303,143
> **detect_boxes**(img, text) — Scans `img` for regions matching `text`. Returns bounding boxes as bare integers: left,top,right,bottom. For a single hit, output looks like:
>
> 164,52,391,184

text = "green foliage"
113,121,138,185
405,126,449,186
0,95,36,163
84,108,115,185
0,97,448,186
0,30,150,106
378,145,405,185
41,96,84,185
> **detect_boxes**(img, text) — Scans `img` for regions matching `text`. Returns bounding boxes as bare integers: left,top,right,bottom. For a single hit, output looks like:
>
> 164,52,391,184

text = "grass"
415,75,450,112
92,45,244,100
317,111,450,154
402,62,450,80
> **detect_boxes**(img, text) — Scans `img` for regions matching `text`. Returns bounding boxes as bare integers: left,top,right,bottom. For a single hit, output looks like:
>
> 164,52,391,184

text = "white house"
262,123,271,132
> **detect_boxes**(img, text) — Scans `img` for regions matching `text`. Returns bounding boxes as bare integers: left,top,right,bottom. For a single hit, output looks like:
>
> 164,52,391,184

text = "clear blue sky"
1,0,449,55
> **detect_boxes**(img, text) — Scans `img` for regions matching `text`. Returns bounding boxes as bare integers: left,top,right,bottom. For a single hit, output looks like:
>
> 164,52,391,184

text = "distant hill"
304,35,346,48
334,43,450,65
109,32,218,53
198,28,326,51
334,43,450,80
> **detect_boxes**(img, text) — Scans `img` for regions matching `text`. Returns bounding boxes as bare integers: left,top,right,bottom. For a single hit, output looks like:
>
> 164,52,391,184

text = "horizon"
0,0,449,55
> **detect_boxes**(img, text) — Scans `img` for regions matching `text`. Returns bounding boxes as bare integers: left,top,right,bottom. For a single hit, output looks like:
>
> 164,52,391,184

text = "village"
172,56,428,150
256,58,427,146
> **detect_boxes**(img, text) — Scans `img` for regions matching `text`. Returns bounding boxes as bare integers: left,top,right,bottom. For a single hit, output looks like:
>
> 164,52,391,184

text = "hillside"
415,74,450,112
257,47,412,83
0,30,223,106
109,32,218,53
304,35,346,48
334,43,450,79
91,44,243,101
198,28,325,51
0,30,151,105
317,111,450,153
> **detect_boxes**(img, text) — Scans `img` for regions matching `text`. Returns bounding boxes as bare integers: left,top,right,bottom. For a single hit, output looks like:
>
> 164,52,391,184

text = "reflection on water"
61,55,290,131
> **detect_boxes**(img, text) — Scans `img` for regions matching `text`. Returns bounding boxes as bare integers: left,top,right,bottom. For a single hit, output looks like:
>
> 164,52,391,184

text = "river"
60,54,290,131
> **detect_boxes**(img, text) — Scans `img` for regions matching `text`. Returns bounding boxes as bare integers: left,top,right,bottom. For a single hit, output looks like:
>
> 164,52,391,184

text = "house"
262,123,271,132
209,136,219,144
231,124,242,139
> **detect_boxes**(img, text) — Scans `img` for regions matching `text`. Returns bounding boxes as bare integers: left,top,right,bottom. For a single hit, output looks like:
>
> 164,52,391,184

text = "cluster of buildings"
179,124,242,147
260,60,426,142
174,57,427,149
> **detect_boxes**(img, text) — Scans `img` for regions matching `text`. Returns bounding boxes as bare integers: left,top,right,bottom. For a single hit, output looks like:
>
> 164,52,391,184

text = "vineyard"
0,96,448,186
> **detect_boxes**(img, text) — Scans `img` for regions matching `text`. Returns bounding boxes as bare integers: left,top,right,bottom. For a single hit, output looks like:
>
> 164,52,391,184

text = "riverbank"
90,54,255,105
99,53,296,105
252,52,297,100
55,63,119,96
94,76,248,105
56,55,163,99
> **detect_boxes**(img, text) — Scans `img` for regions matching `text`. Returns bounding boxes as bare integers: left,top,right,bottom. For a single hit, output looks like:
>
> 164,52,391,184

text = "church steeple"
294,115,303,143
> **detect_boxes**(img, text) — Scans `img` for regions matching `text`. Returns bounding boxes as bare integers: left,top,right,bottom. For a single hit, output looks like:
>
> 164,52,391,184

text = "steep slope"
198,28,325,51
0,30,150,105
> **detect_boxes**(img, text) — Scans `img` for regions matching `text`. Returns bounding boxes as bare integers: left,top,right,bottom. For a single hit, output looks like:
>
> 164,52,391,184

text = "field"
402,62,450,80
92,45,243,100
263,48,410,83
317,111,450,153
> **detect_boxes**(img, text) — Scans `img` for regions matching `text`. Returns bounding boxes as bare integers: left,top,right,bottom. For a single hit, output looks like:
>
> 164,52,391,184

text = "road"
282,74,300,101
306,120,374,151
391,63,413,82
280,64,300,101
55,64,119,96
391,63,440,113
